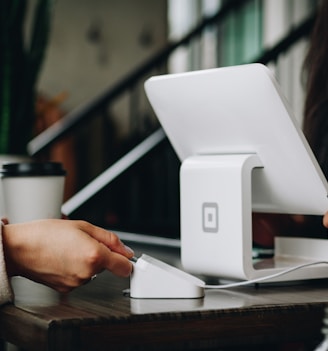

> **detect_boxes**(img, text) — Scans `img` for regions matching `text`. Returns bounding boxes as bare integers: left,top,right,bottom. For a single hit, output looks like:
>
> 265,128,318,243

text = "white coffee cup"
0,162,66,305
0,162,66,223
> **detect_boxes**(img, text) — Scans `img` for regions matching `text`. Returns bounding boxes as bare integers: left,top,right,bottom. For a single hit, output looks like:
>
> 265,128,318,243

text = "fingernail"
124,245,134,255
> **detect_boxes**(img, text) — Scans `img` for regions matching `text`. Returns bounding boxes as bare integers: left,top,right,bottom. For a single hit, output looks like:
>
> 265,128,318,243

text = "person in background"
253,0,328,250
303,0,328,187
0,219,134,305
298,0,328,238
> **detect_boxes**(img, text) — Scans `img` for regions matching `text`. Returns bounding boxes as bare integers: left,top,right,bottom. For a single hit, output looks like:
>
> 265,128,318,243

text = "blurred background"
23,0,317,241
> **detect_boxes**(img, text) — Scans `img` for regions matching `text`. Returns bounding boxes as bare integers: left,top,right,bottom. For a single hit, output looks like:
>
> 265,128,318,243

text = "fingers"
37,243,133,293
74,233,133,278
76,221,134,258
74,221,134,278
323,212,328,228
80,242,133,279
99,245,133,277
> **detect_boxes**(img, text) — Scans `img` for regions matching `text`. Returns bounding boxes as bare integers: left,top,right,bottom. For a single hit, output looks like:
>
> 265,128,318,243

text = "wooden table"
1,245,328,351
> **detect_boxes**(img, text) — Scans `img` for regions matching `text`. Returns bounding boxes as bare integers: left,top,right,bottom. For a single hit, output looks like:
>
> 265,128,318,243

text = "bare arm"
2,219,134,293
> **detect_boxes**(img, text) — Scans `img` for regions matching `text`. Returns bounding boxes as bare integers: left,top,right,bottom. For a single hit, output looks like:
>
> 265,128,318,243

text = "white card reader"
130,254,205,299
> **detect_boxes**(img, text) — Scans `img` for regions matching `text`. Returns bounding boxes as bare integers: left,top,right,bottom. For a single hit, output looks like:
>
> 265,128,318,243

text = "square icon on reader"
202,202,218,233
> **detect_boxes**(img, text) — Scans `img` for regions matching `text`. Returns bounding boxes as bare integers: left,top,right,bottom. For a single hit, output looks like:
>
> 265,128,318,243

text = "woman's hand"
2,219,134,293
323,212,328,228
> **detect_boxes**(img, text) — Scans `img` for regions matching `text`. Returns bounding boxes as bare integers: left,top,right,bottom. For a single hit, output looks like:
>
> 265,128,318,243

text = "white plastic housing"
130,254,205,299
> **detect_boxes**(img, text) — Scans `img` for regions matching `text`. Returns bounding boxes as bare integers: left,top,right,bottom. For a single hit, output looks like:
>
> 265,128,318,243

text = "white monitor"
144,64,328,282
145,63,328,215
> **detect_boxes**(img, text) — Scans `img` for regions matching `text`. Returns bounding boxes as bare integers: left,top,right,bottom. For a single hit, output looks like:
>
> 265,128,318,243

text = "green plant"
0,0,53,155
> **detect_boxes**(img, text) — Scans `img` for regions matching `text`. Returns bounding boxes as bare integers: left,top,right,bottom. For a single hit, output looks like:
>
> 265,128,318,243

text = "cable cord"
204,261,328,289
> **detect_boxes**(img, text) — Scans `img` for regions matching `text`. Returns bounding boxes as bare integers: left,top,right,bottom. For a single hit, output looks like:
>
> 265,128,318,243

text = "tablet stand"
180,154,328,282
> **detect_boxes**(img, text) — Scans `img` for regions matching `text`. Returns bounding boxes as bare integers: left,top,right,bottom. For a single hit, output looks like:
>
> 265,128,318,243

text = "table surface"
1,244,328,351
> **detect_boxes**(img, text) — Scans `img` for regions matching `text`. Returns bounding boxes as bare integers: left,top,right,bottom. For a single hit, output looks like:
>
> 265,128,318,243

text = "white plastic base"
130,254,205,299
180,154,328,283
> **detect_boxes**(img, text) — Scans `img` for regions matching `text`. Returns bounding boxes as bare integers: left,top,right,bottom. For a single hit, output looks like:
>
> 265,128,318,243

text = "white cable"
204,261,328,289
